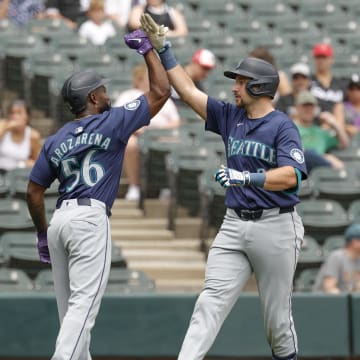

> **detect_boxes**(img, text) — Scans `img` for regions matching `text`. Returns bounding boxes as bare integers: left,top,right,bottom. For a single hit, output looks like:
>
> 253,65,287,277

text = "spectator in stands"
310,43,346,129
127,0,188,38
114,63,180,201
344,74,360,137
294,90,349,172
248,46,292,98
313,223,360,293
172,48,216,108
78,0,116,46
45,0,84,29
0,100,41,172
277,62,311,118
0,0,45,26
80,0,144,29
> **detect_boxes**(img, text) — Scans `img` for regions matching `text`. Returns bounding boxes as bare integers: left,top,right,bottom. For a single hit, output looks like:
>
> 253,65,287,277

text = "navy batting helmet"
224,57,279,99
61,69,109,114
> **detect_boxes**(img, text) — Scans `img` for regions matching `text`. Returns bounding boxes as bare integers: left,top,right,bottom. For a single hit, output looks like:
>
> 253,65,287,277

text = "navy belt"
232,206,294,221
56,198,111,217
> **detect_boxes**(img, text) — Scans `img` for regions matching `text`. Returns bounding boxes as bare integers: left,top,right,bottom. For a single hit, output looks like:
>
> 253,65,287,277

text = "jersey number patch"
61,150,105,192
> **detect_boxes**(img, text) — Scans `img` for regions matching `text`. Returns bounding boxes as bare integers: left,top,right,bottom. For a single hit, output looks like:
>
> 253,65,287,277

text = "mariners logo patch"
290,148,305,164
125,99,140,111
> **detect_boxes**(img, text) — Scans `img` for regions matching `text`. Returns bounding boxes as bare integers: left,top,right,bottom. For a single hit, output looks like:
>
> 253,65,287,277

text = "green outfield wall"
0,293,355,358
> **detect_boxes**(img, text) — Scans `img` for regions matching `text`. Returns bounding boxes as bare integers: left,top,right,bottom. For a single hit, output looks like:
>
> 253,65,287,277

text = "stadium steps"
111,198,206,292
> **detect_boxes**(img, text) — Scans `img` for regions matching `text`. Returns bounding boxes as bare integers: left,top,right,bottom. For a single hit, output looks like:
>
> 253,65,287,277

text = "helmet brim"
224,69,255,80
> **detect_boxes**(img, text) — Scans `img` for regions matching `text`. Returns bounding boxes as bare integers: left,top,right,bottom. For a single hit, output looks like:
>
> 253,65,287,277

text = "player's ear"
88,91,98,106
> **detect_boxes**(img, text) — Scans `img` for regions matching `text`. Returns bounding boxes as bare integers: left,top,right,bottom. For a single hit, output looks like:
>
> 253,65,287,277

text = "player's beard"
100,100,111,113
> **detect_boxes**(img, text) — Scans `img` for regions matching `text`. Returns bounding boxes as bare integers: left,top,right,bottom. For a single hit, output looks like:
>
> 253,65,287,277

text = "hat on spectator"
192,49,216,69
345,223,360,243
290,63,311,77
312,43,333,57
296,90,318,105
348,73,360,88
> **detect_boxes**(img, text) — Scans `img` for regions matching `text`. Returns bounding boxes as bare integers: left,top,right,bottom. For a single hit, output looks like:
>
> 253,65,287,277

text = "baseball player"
26,29,170,360
140,14,307,360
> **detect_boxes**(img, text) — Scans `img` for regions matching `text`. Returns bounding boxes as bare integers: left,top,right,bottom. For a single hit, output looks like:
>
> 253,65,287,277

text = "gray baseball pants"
47,199,112,360
178,207,304,360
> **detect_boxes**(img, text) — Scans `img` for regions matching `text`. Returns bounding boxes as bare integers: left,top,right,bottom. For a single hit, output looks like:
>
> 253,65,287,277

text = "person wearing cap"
171,48,216,109
114,63,180,201
294,90,349,172
344,74,360,137
140,13,308,360
277,62,312,117
313,223,360,293
310,42,347,130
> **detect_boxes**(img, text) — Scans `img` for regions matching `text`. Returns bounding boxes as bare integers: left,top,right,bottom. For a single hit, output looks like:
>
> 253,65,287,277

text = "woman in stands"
127,0,188,37
0,100,41,172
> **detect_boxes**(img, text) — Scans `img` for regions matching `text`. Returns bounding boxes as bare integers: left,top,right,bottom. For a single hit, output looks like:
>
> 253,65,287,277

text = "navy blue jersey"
30,95,150,209
206,96,307,209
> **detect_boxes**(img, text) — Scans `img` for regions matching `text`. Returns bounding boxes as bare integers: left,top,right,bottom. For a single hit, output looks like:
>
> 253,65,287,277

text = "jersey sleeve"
276,120,308,179
111,94,151,142
29,143,57,188
205,96,229,136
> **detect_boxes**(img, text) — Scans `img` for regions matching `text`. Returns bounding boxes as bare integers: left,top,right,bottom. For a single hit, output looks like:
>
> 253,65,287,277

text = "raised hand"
140,13,168,51
124,29,153,55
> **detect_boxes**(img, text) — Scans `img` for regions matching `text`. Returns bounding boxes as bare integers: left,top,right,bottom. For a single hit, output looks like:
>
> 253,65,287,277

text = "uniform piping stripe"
288,212,298,354
69,213,109,360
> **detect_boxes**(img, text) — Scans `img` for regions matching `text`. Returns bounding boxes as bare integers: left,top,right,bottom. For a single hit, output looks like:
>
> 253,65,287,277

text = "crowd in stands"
0,0,360,293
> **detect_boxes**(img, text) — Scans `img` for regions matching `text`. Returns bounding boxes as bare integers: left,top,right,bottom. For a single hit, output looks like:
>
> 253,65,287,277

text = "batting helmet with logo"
224,57,279,99
61,69,109,114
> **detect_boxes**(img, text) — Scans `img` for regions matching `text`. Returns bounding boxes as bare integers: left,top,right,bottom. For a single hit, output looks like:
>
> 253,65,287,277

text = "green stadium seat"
294,268,319,292
298,179,314,200
26,17,73,44
138,128,191,207
322,235,346,257
296,199,349,244
297,235,324,272
348,200,360,224
166,146,220,230
198,169,226,253
331,147,360,162
0,199,35,233
1,231,49,279
34,268,154,293
310,167,360,209
23,51,73,116
0,268,33,291
3,33,46,98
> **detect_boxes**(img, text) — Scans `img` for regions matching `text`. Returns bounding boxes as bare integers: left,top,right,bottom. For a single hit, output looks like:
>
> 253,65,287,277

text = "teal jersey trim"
283,167,302,195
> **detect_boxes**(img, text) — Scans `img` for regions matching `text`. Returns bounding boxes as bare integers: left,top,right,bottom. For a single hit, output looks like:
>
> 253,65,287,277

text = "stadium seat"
3,33,46,98
297,235,324,272
26,17,73,44
310,167,360,209
166,146,220,230
6,168,59,199
0,268,33,291
322,235,346,257
0,199,35,233
34,268,154,293
348,200,360,224
294,268,319,292
138,128,191,207
298,179,314,200
296,199,349,244
24,51,74,116
198,169,226,252
0,171,10,198
0,231,49,273
331,147,360,162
